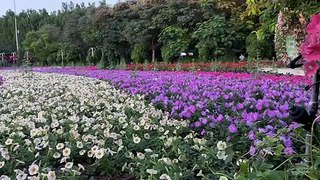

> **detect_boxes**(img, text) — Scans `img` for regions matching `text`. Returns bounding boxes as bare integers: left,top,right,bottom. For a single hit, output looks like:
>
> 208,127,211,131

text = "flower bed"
4,67,316,179
34,67,312,155
125,61,285,72
1,71,233,179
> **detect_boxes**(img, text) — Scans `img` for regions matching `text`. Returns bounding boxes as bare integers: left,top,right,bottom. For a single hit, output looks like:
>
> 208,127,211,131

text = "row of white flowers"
0,71,232,179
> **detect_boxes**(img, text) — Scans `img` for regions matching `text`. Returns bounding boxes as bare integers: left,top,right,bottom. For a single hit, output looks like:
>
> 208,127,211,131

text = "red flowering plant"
301,14,320,77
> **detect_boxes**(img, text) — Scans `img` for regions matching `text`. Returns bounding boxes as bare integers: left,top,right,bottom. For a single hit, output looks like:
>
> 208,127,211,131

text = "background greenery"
0,0,319,67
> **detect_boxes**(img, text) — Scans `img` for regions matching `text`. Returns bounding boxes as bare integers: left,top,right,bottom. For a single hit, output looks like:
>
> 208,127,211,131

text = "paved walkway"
260,68,305,76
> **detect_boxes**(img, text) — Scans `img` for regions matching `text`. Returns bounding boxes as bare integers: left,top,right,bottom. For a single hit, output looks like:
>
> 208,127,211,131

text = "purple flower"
237,103,244,110
250,145,256,156
201,129,206,136
195,121,201,128
228,124,238,133
216,114,223,122
256,103,263,111
248,130,255,140
284,147,294,156
288,122,300,131
201,118,208,125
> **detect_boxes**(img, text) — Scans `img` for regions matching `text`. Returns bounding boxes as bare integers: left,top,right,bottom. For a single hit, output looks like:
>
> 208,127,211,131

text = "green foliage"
246,33,274,60
159,26,190,62
193,16,242,61
98,49,107,69
131,43,149,64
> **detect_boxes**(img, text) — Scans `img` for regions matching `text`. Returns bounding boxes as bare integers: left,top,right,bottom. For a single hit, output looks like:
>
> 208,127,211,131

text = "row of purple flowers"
33,67,311,156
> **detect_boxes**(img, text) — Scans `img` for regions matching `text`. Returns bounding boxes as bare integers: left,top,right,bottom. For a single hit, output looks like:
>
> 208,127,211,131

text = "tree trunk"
151,39,156,63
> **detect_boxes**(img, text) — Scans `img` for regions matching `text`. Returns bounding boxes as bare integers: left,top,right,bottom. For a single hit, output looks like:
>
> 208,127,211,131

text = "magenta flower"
306,14,320,34
301,14,320,76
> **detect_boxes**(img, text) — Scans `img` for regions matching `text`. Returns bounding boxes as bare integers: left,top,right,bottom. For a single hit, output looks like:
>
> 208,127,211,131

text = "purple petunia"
228,124,238,133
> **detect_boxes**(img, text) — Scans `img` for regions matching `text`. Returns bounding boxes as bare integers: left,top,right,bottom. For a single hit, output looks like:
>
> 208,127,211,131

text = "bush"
246,33,274,60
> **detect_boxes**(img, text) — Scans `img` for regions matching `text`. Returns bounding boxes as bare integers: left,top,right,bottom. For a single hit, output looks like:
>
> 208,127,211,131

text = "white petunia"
56,143,64,150
28,164,39,175
217,141,227,151
5,138,13,145
146,169,158,175
0,161,4,168
219,176,228,180
95,149,105,159
65,162,73,169
159,174,172,180
47,171,56,180
133,135,141,144
62,148,71,157
136,152,145,160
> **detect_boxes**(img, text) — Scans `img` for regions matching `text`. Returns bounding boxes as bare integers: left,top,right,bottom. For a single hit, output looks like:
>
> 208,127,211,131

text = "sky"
0,0,118,16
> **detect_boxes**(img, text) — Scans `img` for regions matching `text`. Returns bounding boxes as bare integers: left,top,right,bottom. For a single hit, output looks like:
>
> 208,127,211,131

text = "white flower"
144,148,153,153
217,151,227,160
76,141,83,148
0,175,11,180
95,149,105,159
91,145,99,153
15,171,27,180
217,141,227,151
78,164,85,171
136,152,145,159
62,148,71,157
47,171,56,180
158,127,165,132
219,176,228,180
146,169,158,175
133,125,140,131
65,162,73,169
144,133,150,139
5,138,13,145
87,150,93,158
79,150,86,156
28,176,40,180
30,129,39,137
53,152,61,159
160,174,172,180
196,170,204,177
236,159,248,166
0,161,4,168
56,143,64,150
28,164,39,175
133,135,141,144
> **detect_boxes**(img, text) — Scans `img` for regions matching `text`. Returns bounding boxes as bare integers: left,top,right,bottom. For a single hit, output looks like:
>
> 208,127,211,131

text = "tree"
159,26,190,62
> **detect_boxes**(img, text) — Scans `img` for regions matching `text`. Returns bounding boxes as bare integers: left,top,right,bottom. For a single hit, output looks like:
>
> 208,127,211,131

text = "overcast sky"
0,0,119,16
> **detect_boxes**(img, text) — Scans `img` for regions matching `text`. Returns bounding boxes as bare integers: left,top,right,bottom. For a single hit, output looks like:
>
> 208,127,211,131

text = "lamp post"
13,0,20,58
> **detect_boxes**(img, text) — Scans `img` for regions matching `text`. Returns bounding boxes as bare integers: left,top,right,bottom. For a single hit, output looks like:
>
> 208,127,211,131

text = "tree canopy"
0,0,319,66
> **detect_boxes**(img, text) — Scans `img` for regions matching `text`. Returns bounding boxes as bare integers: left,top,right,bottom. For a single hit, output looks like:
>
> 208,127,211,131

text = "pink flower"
301,33,320,62
301,14,320,76
306,14,320,34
